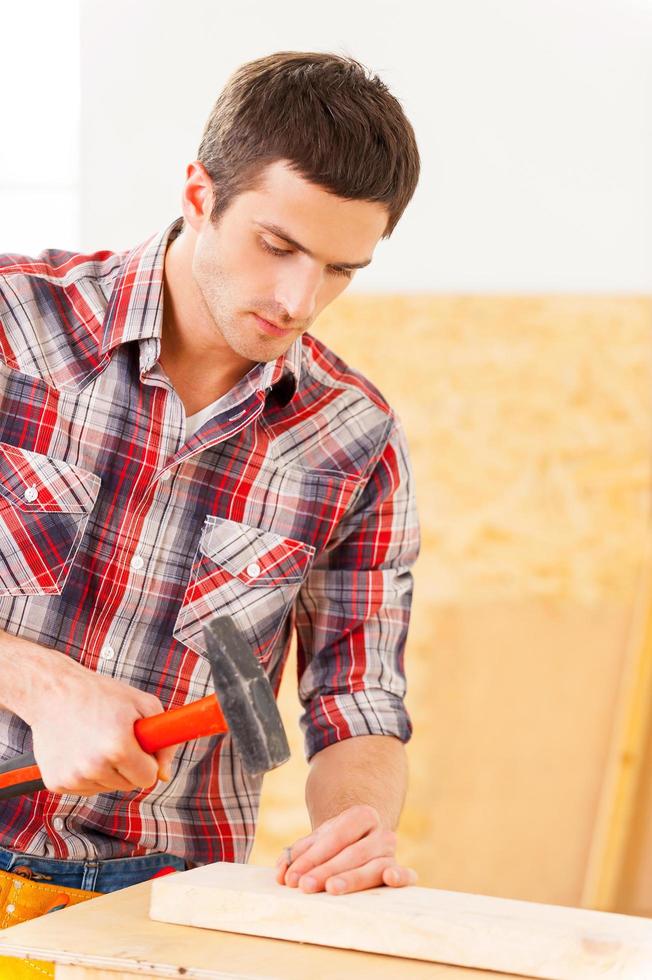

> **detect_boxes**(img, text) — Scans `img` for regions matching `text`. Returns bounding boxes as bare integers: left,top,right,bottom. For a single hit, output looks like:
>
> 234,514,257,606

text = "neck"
159,229,254,407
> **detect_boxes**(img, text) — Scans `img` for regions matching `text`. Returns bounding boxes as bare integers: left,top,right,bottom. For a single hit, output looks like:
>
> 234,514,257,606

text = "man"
0,50,420,920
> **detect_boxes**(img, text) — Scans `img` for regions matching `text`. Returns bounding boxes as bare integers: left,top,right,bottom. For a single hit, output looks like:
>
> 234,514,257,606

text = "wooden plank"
0,878,517,979
56,971,150,980
52,965,517,980
150,863,652,979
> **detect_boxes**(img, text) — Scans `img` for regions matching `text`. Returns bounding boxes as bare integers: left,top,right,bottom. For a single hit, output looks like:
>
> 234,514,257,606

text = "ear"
181,161,215,232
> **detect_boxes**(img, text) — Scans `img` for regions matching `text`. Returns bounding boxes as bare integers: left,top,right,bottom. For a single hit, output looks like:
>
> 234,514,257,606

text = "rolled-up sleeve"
295,414,420,761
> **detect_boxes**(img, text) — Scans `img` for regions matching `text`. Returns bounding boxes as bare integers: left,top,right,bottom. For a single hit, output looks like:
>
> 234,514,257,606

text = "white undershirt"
145,359,244,440
184,393,230,439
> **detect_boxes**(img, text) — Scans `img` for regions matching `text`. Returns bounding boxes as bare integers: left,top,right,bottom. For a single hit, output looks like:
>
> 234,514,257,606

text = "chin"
227,334,289,365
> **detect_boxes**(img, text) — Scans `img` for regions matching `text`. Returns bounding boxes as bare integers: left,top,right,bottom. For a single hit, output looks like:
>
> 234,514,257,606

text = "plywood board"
150,863,652,979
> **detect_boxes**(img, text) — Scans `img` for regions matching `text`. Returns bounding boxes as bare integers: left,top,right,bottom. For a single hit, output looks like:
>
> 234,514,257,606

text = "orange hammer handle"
134,694,228,753
0,695,229,799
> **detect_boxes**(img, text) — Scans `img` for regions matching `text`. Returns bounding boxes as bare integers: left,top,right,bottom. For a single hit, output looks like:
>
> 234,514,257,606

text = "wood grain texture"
0,879,523,980
316,294,652,606
52,964,521,980
149,863,652,979
56,971,152,980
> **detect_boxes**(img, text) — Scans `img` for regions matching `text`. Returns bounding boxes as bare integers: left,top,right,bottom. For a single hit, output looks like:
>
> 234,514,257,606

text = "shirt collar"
101,216,300,407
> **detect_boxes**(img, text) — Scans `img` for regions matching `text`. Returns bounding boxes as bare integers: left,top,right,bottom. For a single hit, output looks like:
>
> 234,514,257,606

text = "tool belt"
0,865,102,978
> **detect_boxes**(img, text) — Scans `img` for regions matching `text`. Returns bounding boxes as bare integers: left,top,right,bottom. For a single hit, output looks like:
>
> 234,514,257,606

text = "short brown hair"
196,51,420,238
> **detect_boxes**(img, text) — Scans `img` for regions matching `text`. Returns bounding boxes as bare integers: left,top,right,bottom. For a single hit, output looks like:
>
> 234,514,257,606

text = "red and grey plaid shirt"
0,218,418,864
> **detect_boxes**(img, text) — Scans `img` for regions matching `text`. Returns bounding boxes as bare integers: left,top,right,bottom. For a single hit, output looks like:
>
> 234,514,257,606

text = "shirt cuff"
300,689,412,762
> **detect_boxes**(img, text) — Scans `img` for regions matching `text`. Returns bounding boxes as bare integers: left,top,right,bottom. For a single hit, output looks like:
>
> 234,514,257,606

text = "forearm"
305,733,408,831
0,629,66,722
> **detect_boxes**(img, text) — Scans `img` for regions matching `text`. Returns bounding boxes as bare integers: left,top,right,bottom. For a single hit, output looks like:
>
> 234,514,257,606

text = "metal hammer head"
202,616,290,775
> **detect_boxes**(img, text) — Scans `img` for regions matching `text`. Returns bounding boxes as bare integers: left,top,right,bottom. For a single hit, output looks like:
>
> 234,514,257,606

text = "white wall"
5,1,651,291
0,2,80,254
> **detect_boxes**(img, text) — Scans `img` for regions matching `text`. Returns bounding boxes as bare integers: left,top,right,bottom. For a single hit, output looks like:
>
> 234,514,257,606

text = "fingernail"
300,875,317,892
329,877,346,894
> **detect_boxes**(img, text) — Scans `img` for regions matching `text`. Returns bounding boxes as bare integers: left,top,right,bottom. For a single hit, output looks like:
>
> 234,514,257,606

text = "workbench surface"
0,878,530,979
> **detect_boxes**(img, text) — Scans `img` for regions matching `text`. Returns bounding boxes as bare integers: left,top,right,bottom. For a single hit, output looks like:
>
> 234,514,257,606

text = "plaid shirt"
0,218,418,864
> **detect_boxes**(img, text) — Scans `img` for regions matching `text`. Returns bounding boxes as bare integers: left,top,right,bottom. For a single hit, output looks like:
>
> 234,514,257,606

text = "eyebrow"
255,222,372,270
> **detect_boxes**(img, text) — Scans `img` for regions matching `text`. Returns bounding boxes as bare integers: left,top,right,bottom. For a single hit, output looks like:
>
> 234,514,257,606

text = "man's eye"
260,239,291,258
259,238,352,279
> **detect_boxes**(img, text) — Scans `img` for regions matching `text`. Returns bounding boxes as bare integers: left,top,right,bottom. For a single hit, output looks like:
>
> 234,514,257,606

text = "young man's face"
186,159,389,364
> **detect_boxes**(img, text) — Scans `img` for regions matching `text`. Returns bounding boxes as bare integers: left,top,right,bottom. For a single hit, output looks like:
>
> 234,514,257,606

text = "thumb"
154,745,177,781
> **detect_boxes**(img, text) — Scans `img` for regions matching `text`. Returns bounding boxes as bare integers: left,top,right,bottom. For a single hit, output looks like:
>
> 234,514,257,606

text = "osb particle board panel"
315,295,652,605
251,296,652,910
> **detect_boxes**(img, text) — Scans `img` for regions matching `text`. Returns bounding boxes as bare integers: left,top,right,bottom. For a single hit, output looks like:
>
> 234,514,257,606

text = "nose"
275,265,321,323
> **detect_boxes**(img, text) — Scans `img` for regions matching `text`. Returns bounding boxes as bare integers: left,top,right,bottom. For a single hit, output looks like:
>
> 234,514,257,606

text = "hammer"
0,617,290,799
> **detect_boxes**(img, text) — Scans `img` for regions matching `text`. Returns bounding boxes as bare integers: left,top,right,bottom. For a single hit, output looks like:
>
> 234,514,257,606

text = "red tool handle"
0,694,228,799
134,694,227,752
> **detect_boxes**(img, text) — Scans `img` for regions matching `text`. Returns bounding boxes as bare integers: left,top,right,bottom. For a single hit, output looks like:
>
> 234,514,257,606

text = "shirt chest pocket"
173,517,316,663
0,443,101,595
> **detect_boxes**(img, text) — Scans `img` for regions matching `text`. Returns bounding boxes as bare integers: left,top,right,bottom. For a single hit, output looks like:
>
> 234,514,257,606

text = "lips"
252,313,293,338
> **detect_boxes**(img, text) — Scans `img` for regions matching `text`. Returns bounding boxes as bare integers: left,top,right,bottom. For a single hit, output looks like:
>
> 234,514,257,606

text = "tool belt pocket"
0,866,101,929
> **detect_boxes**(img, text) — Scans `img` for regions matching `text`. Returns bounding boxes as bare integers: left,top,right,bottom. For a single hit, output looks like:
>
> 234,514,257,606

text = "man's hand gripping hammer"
0,617,290,798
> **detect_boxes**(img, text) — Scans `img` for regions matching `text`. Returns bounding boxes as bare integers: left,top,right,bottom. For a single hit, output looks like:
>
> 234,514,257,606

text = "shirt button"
246,562,261,579
100,645,115,660
159,470,171,482
53,818,64,831
6,904,15,914
24,485,39,502
130,554,144,571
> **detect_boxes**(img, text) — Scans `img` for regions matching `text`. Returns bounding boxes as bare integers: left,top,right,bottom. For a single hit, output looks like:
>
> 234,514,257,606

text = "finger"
285,807,379,883
323,856,397,896
49,767,134,796
284,806,381,886
275,818,342,884
47,778,105,796
95,764,148,794
105,767,144,793
108,753,160,790
296,830,396,893
275,853,291,884
154,745,177,782
381,865,418,888
275,831,319,883
113,738,159,790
